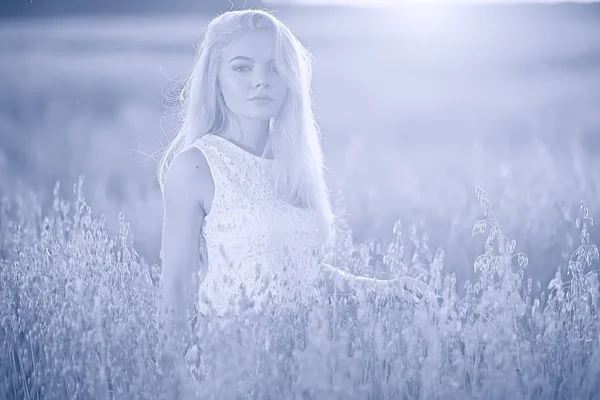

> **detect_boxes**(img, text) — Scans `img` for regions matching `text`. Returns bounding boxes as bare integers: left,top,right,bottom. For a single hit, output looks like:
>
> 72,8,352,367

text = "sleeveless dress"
188,133,323,318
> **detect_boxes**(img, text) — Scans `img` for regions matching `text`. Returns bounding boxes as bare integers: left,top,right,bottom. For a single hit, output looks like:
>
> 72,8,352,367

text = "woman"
156,8,429,398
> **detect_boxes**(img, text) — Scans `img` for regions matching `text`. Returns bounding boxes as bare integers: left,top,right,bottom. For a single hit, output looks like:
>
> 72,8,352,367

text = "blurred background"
1,0,599,296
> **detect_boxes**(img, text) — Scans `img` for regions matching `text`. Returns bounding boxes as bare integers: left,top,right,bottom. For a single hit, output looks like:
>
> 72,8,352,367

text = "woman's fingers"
395,276,440,304
396,276,428,294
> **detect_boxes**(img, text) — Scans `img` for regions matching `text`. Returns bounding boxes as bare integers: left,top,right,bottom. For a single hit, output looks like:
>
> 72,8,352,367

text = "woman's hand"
387,275,432,299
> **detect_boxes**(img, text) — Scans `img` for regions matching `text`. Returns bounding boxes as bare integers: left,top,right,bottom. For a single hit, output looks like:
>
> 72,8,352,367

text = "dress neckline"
209,134,275,162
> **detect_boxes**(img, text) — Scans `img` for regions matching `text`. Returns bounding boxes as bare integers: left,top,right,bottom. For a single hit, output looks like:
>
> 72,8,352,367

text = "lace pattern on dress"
188,134,322,317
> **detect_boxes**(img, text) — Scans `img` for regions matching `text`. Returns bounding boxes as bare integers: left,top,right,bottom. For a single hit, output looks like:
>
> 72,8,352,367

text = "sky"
2,0,599,18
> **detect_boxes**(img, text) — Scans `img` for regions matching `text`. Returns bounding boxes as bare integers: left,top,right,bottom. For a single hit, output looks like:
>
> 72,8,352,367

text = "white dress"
188,134,323,318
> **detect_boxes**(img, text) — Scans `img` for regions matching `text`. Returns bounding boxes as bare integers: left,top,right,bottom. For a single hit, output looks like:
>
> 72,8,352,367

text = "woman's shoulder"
170,144,211,179
164,143,214,210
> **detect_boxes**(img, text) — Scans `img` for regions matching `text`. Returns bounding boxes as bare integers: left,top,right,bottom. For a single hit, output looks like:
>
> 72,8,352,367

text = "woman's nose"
252,69,269,88
253,78,269,89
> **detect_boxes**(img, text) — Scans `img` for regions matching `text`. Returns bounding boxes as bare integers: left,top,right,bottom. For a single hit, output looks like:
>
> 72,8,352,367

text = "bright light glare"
376,2,463,37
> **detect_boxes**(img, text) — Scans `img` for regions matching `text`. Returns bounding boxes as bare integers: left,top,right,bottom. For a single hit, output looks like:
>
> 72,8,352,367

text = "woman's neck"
221,119,270,156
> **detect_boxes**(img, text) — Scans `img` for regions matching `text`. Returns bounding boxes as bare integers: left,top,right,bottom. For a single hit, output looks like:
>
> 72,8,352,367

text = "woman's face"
218,30,288,122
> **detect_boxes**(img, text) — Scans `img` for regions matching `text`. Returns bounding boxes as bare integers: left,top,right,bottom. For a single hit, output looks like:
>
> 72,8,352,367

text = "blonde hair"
157,9,336,246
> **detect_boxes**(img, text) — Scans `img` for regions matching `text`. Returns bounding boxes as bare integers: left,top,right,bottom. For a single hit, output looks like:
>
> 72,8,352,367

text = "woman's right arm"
157,148,210,390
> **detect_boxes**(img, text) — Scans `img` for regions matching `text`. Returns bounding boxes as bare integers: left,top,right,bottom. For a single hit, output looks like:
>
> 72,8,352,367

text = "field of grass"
1,5,600,398
1,177,600,399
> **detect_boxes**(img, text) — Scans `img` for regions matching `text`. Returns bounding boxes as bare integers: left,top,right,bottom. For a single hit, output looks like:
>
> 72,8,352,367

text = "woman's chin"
245,111,279,121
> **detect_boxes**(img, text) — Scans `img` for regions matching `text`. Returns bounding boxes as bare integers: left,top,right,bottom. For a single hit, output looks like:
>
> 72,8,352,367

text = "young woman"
156,8,429,397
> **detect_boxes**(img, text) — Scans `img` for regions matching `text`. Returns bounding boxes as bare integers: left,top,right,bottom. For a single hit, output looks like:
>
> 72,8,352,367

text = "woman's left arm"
319,262,431,301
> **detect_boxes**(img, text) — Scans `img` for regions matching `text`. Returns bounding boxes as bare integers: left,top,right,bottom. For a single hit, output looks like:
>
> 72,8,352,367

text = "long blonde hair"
157,9,336,245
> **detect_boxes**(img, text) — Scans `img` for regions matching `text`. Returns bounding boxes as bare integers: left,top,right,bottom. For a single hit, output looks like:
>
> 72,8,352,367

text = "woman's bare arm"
158,147,211,370
320,262,432,301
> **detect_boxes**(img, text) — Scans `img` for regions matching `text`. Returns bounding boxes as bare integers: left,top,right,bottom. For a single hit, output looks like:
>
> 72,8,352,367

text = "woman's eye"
233,65,250,72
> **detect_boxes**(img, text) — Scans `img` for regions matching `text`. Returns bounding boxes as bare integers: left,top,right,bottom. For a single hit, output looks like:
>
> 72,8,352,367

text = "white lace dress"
188,134,323,318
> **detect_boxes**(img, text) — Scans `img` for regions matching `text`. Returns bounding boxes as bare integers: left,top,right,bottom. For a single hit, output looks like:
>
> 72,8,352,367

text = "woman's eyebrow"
229,56,275,63
229,56,253,63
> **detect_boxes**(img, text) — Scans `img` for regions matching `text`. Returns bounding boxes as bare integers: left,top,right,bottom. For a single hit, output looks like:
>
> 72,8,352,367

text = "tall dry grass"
1,176,600,399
